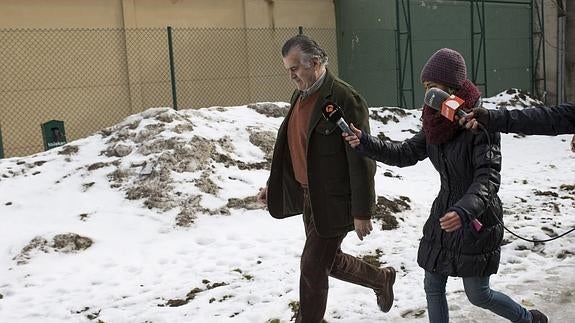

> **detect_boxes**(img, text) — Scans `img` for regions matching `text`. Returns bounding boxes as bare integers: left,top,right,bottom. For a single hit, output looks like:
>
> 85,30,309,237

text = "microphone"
322,102,354,134
424,88,468,122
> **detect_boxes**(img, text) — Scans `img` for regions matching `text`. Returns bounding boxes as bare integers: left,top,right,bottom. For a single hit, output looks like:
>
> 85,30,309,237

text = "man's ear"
312,57,320,68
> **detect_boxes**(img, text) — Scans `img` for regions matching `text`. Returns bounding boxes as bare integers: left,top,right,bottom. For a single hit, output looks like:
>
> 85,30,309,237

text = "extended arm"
464,103,575,135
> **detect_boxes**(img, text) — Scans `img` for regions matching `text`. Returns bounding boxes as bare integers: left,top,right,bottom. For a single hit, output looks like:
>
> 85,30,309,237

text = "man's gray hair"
281,35,329,67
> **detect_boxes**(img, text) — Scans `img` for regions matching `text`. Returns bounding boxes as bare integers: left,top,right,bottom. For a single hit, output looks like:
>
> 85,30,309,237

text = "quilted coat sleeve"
488,103,575,135
357,130,428,167
339,90,376,218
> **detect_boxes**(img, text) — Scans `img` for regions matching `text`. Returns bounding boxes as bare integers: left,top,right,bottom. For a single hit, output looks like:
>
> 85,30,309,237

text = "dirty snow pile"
0,92,573,323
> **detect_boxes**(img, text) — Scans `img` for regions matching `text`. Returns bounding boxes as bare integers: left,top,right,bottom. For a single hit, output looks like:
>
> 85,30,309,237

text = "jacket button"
325,129,329,134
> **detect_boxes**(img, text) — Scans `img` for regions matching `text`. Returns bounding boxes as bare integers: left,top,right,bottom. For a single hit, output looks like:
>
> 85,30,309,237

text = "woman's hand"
341,123,363,148
439,211,462,232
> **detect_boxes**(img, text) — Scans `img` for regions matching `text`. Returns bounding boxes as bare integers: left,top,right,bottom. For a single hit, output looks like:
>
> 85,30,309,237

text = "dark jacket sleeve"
451,131,501,221
488,103,575,135
357,130,428,167
340,90,376,218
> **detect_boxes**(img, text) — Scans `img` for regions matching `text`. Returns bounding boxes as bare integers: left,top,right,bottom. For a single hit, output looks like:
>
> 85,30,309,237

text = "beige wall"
0,0,337,157
0,0,335,29
122,0,335,29
0,0,124,28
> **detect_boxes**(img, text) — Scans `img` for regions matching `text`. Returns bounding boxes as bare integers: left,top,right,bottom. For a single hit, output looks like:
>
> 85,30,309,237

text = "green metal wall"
335,0,536,108
335,0,398,105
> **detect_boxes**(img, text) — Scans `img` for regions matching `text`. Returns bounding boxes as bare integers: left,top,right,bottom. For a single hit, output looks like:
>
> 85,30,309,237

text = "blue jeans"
424,270,533,323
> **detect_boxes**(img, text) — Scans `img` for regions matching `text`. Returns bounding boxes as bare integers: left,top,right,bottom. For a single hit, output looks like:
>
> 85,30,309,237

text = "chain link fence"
0,27,337,157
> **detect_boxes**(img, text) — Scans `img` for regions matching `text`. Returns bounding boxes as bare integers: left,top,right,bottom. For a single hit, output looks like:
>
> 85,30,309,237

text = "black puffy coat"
359,128,504,277
488,102,575,135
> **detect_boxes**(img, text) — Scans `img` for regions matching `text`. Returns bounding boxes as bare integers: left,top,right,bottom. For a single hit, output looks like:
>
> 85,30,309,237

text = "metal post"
0,126,4,159
395,0,414,108
558,15,566,103
532,0,547,102
167,26,178,110
471,0,487,95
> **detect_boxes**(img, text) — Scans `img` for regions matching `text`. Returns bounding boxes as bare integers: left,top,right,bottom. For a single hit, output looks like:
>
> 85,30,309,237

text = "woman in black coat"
343,49,548,323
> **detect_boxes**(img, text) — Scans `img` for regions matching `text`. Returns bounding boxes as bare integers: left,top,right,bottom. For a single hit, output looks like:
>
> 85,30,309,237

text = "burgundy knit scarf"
422,79,480,145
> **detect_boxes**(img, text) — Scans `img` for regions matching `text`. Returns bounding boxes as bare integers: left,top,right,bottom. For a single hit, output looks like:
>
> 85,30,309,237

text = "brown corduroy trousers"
296,189,387,323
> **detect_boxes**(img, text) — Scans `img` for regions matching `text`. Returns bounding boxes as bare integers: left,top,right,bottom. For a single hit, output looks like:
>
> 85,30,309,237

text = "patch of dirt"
484,88,544,108
174,195,203,227
213,152,269,170
227,196,262,210
82,182,95,192
108,168,136,184
249,130,276,160
371,110,398,125
173,123,194,134
401,308,427,319
52,233,93,253
359,248,384,268
534,190,559,198
87,162,109,171
134,125,166,144
58,145,79,155
156,111,175,123
126,177,176,211
248,102,289,118
13,233,93,265
372,195,411,230
195,171,220,195
105,143,132,157
218,136,235,154
160,281,228,307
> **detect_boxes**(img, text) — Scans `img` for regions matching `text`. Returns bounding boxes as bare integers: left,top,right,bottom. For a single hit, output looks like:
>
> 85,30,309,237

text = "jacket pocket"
315,119,339,136
313,120,342,156
325,186,352,229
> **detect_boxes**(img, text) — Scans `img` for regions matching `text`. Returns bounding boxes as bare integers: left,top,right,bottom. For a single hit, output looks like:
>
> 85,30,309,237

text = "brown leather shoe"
529,309,548,323
374,266,396,312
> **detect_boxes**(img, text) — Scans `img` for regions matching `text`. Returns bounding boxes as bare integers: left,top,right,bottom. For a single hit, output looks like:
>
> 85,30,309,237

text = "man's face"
282,47,318,91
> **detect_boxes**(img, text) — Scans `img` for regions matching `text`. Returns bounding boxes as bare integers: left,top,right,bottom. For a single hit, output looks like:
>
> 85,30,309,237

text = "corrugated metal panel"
335,0,398,106
335,0,536,108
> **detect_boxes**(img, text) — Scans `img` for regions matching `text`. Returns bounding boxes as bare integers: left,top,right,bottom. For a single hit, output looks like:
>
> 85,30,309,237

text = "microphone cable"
479,125,575,243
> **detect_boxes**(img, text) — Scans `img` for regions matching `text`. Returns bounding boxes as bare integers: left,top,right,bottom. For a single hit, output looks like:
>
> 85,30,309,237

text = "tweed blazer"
266,69,376,237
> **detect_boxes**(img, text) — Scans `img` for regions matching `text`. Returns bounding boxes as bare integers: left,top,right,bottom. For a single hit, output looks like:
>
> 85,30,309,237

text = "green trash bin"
41,120,67,151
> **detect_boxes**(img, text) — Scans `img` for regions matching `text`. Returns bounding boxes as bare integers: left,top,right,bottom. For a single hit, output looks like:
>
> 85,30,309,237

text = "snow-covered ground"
0,89,573,323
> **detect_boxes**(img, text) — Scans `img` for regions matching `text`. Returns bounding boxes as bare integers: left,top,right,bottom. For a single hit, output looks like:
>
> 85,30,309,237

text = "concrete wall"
543,0,574,105
543,1,558,104
0,0,335,29
566,1,575,103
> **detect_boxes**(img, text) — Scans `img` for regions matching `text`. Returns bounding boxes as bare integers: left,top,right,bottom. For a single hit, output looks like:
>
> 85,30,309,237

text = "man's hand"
459,107,489,131
256,186,268,205
354,218,373,241
341,123,363,149
439,211,462,232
